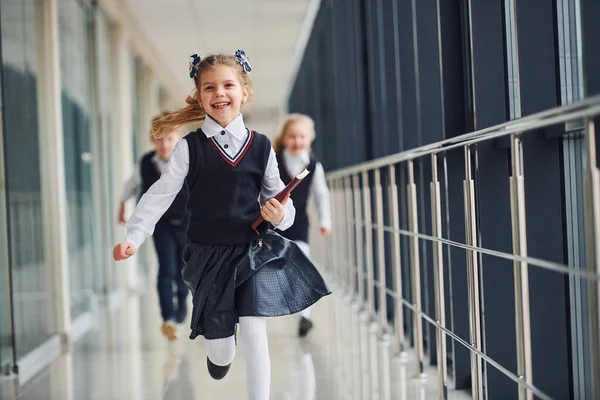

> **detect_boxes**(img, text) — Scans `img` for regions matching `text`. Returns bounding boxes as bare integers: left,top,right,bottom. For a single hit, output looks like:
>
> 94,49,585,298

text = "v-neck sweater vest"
275,152,317,243
184,129,271,245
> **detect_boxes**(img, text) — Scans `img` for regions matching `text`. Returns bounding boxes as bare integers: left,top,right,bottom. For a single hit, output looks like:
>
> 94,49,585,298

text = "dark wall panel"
515,1,571,398
468,1,517,398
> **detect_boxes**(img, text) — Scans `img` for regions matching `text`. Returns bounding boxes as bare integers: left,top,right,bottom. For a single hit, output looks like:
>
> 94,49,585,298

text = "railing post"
343,176,360,399
374,168,392,399
353,174,365,308
431,154,448,399
583,118,600,400
388,165,406,353
337,178,347,291
374,168,388,329
340,177,349,295
464,145,483,399
362,171,376,317
407,160,425,375
362,171,380,398
509,135,533,400
353,174,371,400
345,176,356,299
329,178,343,398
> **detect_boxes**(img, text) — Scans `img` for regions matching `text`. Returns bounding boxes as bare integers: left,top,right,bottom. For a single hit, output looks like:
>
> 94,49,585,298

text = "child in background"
118,111,188,341
273,113,332,337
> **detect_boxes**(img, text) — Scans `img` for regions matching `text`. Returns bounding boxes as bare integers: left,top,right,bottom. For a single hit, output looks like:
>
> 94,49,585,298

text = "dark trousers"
152,219,189,323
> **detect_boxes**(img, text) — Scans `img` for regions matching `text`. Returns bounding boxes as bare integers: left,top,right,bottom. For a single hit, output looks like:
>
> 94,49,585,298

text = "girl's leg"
294,241,314,336
152,224,177,324
205,335,236,366
204,333,236,380
300,307,312,320
239,316,270,400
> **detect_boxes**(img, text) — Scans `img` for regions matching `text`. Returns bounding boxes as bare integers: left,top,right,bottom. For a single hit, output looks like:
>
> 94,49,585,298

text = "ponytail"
152,91,206,138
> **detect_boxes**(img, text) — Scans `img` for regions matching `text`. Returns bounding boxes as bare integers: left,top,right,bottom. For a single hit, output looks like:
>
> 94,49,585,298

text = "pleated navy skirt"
181,229,331,340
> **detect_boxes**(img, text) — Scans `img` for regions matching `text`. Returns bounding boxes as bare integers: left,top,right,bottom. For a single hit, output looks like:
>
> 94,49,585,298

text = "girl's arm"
118,168,141,224
309,162,332,232
260,148,296,231
123,140,189,250
120,167,141,202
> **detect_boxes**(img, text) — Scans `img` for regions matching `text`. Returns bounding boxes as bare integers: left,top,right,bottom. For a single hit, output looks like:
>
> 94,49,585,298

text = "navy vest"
184,129,271,245
140,151,188,224
275,152,317,243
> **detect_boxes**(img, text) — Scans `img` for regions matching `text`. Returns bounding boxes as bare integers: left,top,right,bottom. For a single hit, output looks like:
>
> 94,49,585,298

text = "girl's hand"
320,227,332,236
113,242,136,261
261,194,289,223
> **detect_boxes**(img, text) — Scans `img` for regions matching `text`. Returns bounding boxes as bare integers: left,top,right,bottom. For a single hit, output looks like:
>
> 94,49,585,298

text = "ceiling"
123,0,314,135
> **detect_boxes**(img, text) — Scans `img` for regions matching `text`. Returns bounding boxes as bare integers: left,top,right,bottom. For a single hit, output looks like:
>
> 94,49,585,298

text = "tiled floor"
3,276,470,399
5,279,337,400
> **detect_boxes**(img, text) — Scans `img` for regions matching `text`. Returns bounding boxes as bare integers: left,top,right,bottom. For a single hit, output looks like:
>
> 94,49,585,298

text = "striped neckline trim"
208,129,255,167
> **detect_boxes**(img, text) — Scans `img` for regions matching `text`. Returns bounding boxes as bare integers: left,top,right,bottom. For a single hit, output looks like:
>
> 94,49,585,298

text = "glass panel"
91,10,120,293
0,0,53,359
58,0,97,319
132,57,142,162
0,61,15,372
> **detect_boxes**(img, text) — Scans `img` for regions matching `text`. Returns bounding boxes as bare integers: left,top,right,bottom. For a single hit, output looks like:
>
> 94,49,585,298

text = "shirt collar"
202,114,247,139
152,152,167,164
283,149,310,165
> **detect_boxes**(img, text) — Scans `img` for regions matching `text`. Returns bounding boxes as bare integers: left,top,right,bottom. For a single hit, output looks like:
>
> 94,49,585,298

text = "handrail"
327,94,600,179
319,94,600,400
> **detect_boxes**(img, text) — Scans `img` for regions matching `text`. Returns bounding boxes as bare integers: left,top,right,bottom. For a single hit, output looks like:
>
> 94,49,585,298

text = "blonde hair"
152,54,254,138
272,113,316,154
149,110,172,139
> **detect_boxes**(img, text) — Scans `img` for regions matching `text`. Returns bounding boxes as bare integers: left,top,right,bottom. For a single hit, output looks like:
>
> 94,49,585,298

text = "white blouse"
282,149,332,229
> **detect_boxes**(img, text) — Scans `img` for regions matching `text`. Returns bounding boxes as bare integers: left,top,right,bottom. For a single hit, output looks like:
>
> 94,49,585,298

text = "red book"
252,168,311,234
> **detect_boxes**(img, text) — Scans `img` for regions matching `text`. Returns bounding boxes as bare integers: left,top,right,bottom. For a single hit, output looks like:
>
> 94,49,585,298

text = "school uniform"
275,149,331,249
124,115,331,341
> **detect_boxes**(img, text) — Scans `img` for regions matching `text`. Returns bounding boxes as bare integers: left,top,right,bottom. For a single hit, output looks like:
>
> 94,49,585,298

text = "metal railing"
313,94,600,400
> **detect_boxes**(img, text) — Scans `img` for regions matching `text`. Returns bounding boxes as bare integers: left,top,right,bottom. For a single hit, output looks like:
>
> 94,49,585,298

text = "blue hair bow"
235,50,252,74
189,53,202,79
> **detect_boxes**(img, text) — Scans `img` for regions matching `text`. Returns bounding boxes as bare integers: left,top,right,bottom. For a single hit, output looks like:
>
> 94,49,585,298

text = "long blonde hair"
149,110,172,138
272,113,316,154
152,54,254,138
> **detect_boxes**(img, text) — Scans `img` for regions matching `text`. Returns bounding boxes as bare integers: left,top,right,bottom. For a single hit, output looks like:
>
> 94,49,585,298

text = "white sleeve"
259,148,296,231
124,140,189,249
120,167,141,202
309,162,332,229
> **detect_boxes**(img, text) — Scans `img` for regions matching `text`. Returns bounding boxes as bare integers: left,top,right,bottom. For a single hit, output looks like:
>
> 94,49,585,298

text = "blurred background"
0,0,599,399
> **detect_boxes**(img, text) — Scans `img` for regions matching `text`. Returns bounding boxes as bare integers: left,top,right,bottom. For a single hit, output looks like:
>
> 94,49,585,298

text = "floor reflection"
4,274,477,400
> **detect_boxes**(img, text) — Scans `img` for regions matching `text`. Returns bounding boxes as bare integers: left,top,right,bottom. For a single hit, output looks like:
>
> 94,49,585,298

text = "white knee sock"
295,241,312,321
295,241,310,257
299,353,316,400
300,307,312,319
205,335,236,366
239,316,270,400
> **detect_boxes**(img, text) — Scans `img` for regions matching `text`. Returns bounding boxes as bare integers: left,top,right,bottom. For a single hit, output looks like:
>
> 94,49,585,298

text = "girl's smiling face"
198,65,248,127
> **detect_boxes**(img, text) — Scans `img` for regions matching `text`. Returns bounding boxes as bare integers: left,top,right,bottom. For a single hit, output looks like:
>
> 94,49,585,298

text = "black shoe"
298,317,314,338
207,358,231,380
